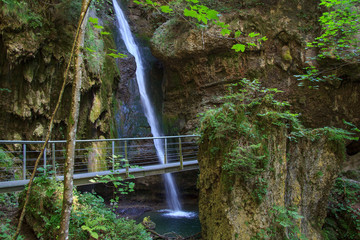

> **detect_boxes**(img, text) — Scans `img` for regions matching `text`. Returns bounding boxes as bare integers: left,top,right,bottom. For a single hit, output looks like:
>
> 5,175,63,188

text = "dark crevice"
346,139,360,156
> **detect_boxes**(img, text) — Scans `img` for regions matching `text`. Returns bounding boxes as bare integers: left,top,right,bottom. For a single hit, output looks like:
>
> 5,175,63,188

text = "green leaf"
235,31,242,38
100,31,110,35
260,36,268,41
45,189,56,197
90,231,99,239
249,32,260,38
93,25,104,29
221,28,231,36
160,5,173,13
89,17,99,24
85,47,96,53
184,8,198,18
232,44,246,52
107,53,127,58
94,226,107,231
206,9,219,20
81,226,91,232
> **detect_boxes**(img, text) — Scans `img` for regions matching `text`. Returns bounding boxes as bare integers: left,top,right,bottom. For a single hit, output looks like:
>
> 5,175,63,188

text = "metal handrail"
0,134,200,144
0,135,200,183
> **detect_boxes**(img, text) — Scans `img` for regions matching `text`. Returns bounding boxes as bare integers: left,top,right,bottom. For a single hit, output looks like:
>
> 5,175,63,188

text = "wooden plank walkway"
0,160,199,193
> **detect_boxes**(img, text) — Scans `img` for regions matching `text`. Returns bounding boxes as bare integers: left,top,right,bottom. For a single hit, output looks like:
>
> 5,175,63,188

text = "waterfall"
113,0,182,212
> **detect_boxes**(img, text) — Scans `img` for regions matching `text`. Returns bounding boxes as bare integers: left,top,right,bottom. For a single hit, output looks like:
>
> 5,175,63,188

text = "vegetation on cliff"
198,78,356,239
0,0,359,239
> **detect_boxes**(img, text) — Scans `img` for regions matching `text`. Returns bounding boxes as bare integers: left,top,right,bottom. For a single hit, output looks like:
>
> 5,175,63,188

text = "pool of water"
137,206,201,237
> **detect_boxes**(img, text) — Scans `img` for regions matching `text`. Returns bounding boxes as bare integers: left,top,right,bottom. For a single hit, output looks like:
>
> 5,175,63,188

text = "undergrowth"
0,192,23,240
254,205,307,240
323,178,360,240
199,78,357,203
20,173,151,240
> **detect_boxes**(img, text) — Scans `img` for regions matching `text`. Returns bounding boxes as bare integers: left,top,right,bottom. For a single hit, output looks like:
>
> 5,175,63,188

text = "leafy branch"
134,0,267,52
296,0,360,87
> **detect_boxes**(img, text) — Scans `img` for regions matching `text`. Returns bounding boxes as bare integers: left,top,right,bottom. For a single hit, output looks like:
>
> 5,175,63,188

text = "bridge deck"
0,160,199,193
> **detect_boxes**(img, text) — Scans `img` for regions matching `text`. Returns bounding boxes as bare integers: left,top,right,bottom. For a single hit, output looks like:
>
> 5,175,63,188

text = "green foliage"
0,192,23,240
323,178,360,240
200,79,295,203
310,0,360,60
91,156,137,208
296,0,360,86
0,0,43,29
0,147,23,181
0,88,11,92
0,217,24,240
200,78,355,203
254,205,307,240
84,18,126,73
134,0,267,52
20,174,150,239
84,21,106,73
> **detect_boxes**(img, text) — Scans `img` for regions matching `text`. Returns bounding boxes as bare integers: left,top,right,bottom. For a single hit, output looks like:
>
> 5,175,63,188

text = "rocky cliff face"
0,1,119,142
127,0,360,134
123,0,359,239
198,126,343,239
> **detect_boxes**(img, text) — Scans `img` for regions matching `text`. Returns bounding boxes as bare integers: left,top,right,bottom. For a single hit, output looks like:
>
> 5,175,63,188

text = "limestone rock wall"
198,130,342,239
125,0,360,133
0,1,119,142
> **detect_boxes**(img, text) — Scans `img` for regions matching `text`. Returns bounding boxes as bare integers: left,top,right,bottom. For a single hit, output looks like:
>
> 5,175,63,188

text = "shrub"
20,175,151,239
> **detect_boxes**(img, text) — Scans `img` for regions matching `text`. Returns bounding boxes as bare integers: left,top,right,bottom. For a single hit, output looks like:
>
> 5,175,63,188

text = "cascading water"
113,0,188,215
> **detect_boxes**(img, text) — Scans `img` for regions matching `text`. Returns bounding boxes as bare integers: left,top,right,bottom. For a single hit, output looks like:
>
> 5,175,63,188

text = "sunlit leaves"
107,48,127,58
107,52,127,58
93,25,103,29
249,32,260,38
297,0,360,87
160,5,173,13
89,17,98,24
232,44,246,52
86,47,96,53
133,0,267,53
220,28,231,36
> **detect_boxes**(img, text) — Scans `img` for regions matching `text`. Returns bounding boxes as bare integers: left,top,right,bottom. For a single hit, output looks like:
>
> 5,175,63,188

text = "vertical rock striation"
198,118,343,239
0,1,119,141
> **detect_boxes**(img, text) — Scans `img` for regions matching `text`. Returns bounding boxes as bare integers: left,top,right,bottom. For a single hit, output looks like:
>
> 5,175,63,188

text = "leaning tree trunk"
58,0,91,239
12,1,91,239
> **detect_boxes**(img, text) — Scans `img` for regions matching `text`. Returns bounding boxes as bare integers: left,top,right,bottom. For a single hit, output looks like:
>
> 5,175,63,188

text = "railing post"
164,138,167,164
125,140,129,177
52,143,56,176
44,146,47,174
112,141,115,171
179,137,183,170
23,144,26,180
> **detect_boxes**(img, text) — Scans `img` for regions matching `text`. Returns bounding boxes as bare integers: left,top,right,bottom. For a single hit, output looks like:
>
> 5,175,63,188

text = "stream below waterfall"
136,205,201,238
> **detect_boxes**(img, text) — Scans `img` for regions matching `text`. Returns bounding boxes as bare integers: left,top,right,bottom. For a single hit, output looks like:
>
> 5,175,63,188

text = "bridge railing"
0,135,199,182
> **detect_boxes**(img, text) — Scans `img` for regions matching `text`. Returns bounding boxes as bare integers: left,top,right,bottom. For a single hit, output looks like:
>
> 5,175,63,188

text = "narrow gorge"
0,0,359,239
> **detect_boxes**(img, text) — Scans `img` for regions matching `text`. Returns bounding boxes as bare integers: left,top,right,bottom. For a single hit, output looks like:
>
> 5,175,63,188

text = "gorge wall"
0,0,359,238
0,0,119,142
126,0,360,133
123,0,360,239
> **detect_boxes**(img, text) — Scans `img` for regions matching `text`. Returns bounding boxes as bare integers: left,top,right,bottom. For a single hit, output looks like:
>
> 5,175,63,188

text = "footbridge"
0,135,199,193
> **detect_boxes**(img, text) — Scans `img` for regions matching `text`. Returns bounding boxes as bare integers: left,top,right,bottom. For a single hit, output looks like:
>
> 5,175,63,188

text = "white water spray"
113,0,184,213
